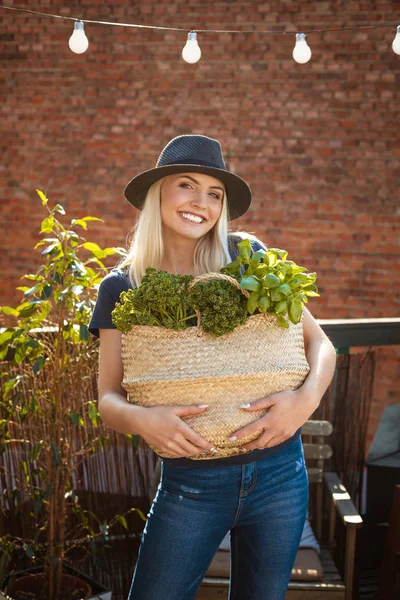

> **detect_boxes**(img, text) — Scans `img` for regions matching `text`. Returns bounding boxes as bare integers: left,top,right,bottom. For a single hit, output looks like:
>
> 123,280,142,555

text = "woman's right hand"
133,404,216,458
98,330,215,458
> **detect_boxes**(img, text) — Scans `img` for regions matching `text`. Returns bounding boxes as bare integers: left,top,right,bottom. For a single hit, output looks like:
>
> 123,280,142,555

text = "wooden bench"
197,420,363,600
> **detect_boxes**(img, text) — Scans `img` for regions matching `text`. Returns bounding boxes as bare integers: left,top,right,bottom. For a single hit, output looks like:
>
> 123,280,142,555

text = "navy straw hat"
123,134,252,220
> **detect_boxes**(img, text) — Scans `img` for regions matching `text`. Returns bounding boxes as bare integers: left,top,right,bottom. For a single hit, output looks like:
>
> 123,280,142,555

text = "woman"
89,134,337,600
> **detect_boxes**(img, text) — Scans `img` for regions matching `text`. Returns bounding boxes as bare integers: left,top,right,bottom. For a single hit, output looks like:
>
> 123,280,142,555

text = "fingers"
173,405,215,452
239,396,275,411
178,422,216,452
228,421,265,442
163,435,212,458
174,404,209,417
241,435,286,452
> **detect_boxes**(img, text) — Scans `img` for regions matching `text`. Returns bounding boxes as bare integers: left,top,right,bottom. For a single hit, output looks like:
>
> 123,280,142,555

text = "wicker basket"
121,273,310,459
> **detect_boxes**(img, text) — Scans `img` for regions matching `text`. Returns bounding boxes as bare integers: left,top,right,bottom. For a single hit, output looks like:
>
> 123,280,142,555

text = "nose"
190,191,208,210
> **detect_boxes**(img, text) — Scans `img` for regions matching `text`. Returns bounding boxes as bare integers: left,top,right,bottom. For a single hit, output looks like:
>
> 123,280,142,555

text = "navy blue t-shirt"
88,233,301,467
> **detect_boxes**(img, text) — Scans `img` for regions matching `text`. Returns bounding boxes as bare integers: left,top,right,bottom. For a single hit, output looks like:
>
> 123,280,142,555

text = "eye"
180,182,221,200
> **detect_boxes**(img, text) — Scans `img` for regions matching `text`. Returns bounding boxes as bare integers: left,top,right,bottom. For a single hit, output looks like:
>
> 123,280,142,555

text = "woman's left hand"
228,388,319,451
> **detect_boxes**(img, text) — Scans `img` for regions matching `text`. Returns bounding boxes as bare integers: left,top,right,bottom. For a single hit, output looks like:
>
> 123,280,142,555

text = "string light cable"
1,4,400,63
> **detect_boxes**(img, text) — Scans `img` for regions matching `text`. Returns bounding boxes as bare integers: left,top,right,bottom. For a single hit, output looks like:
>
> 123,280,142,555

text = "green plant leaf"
43,483,53,499
116,514,128,530
82,242,107,260
51,442,60,465
33,496,43,516
36,189,48,206
270,288,285,302
254,264,269,277
25,339,40,349
18,404,28,423
288,298,304,323
71,219,88,230
271,248,288,261
276,314,289,328
88,401,99,426
23,543,35,559
258,295,270,312
52,204,65,214
275,299,288,315
17,303,38,318
14,345,28,365
79,324,89,341
0,306,19,317
260,273,281,289
30,441,43,462
237,238,252,260
247,290,260,315
40,216,55,234
0,329,15,346
240,276,260,292
3,375,23,398
41,284,53,299
277,283,292,297
33,356,45,374
41,242,61,257
80,216,103,222
69,413,84,427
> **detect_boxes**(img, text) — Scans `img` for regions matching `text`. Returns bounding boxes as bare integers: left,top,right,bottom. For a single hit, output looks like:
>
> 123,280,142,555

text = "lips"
178,212,207,224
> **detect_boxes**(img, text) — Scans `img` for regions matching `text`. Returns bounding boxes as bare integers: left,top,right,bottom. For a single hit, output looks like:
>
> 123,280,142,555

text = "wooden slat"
306,466,324,483
199,545,345,599
301,421,333,436
324,472,363,528
303,443,332,460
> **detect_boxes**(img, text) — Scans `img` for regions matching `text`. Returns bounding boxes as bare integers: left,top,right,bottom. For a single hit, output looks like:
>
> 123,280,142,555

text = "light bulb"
392,25,400,55
182,32,201,63
69,20,89,54
292,32,312,64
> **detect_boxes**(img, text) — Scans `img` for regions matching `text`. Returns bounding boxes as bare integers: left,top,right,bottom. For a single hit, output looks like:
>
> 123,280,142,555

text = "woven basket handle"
187,272,250,329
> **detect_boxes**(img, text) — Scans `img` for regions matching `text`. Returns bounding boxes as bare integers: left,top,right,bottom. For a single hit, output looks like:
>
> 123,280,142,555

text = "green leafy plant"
112,238,320,337
189,278,248,336
222,238,320,328
0,190,144,599
111,267,197,332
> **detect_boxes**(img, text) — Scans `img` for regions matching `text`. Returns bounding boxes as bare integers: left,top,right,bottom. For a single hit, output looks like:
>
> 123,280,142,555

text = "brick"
2,0,400,420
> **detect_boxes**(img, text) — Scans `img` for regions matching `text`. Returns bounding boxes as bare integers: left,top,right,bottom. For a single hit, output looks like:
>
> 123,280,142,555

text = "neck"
160,233,198,275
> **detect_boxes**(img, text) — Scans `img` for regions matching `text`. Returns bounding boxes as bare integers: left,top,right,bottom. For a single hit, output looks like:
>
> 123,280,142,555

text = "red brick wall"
1,1,400,445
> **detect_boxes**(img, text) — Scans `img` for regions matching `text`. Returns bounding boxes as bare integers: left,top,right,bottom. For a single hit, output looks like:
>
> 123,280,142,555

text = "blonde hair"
117,175,234,287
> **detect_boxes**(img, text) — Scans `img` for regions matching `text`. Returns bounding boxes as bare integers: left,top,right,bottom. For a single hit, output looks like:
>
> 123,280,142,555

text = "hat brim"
123,164,252,221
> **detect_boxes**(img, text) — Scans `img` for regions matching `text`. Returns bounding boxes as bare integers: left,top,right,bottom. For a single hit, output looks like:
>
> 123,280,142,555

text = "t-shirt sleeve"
250,237,269,252
228,232,269,257
88,271,132,339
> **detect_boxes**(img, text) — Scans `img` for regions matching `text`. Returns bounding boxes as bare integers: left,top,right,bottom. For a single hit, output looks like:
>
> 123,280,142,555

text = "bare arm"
97,329,215,456
300,306,337,408
97,329,143,434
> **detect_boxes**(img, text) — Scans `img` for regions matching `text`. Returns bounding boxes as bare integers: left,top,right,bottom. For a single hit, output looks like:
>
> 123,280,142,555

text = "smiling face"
159,172,225,243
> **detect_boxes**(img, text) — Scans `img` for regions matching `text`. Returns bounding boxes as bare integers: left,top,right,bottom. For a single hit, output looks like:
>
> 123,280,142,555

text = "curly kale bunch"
189,278,249,337
111,267,197,333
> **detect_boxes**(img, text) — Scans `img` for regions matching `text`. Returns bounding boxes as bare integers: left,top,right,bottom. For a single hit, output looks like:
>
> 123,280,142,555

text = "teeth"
180,212,204,224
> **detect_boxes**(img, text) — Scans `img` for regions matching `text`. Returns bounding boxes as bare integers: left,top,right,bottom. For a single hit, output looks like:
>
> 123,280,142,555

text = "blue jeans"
128,437,308,600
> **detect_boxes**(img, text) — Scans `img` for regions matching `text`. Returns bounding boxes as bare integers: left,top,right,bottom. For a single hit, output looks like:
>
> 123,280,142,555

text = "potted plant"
0,190,143,599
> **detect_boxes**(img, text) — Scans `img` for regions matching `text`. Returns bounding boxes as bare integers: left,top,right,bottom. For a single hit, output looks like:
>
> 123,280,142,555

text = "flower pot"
8,572,91,600
3,563,112,600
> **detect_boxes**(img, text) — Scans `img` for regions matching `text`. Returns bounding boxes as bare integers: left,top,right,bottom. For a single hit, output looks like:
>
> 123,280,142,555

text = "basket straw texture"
121,273,310,459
